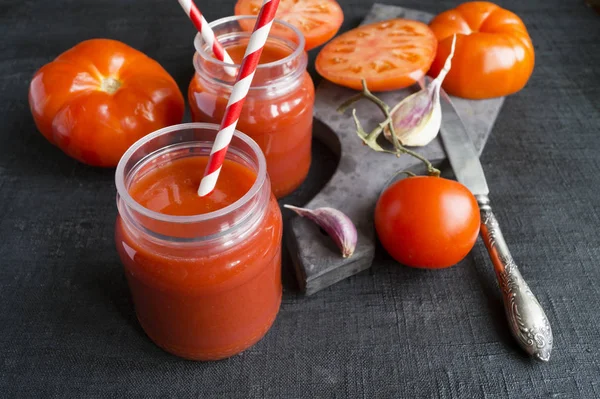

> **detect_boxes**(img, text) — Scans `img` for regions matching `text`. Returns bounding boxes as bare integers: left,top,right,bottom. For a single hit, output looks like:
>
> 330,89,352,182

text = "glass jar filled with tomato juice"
115,123,283,360
189,16,315,198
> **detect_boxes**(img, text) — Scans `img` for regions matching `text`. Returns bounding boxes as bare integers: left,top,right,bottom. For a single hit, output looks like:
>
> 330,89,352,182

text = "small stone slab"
287,3,505,295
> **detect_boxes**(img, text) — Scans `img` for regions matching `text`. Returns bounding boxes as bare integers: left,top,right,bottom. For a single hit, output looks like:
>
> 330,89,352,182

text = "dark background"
1,0,600,397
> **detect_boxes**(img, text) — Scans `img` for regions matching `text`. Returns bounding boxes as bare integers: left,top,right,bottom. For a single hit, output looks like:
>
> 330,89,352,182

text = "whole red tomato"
375,176,480,269
29,39,185,167
428,1,535,99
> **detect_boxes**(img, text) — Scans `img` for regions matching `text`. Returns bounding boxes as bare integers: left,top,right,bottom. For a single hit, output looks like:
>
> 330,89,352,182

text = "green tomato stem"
340,79,441,177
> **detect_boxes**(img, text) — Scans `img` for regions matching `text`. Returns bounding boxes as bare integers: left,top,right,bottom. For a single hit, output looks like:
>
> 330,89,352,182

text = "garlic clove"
384,87,441,147
284,205,357,258
384,35,457,148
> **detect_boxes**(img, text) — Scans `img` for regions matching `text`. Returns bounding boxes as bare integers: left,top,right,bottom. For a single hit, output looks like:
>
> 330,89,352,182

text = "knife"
438,89,553,361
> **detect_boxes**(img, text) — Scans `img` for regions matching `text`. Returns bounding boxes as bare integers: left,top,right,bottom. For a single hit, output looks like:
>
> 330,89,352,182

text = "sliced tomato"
235,0,344,50
315,19,437,92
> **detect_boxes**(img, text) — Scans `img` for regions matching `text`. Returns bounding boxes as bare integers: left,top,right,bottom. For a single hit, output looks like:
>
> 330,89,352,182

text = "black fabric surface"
1,0,600,397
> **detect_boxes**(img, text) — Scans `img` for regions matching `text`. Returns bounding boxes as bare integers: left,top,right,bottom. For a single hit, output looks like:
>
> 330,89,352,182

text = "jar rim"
115,122,267,225
194,15,305,72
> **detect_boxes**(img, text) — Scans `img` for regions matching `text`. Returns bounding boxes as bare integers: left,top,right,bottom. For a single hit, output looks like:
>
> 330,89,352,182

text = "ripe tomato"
28,39,184,167
428,1,535,99
375,176,480,269
235,0,344,51
315,19,437,92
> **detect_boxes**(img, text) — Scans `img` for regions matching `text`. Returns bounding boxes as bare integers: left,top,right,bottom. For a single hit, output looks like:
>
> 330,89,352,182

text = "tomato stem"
101,77,122,94
339,79,441,177
387,170,419,181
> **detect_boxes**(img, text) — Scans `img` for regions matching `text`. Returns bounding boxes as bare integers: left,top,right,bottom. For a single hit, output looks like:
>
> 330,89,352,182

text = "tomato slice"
315,19,437,92
235,0,344,50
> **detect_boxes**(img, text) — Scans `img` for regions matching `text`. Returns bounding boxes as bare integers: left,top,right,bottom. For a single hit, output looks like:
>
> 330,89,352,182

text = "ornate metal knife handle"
476,195,553,361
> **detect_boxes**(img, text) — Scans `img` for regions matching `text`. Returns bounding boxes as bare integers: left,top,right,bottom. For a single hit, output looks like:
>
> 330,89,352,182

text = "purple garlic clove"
383,34,457,147
284,205,357,258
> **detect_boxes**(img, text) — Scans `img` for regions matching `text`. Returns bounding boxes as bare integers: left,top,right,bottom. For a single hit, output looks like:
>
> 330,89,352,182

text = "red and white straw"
178,0,236,76
198,0,280,196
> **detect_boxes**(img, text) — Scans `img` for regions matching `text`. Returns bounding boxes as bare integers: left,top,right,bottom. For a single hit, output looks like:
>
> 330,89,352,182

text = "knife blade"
438,89,554,362
438,93,489,196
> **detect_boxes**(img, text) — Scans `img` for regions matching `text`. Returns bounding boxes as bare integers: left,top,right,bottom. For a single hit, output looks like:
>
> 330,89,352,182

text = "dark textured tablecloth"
1,0,599,397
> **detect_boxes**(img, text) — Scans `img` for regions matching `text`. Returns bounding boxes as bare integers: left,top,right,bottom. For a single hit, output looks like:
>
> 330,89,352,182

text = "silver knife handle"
476,195,553,361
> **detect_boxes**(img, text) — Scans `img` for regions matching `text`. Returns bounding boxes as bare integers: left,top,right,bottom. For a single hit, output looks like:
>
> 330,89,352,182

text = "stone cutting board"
287,4,504,295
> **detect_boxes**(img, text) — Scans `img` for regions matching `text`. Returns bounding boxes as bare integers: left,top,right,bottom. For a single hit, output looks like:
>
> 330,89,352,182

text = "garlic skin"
385,87,442,146
384,35,457,147
284,205,357,258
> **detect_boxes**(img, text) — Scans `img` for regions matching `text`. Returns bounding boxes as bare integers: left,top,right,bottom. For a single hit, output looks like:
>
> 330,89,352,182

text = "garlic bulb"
384,35,457,147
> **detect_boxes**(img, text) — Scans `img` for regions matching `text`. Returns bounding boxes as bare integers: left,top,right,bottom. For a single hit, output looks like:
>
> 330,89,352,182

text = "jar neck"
115,123,271,247
193,16,307,98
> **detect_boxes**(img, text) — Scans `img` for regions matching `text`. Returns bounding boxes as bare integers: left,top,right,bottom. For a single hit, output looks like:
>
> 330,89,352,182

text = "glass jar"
114,123,283,361
188,16,315,198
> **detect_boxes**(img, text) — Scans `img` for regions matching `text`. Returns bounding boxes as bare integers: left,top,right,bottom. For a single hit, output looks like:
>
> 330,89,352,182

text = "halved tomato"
235,0,344,50
315,19,437,92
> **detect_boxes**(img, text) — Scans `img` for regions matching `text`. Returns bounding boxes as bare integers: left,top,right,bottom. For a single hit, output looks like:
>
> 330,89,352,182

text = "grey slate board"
287,3,505,295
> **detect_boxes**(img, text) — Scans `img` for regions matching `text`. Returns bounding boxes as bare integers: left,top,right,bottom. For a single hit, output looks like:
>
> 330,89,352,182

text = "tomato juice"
189,16,314,198
115,124,282,360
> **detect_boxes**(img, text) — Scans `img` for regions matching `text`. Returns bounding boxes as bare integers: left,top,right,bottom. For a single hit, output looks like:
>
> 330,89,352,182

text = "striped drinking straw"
178,0,236,76
197,0,281,197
